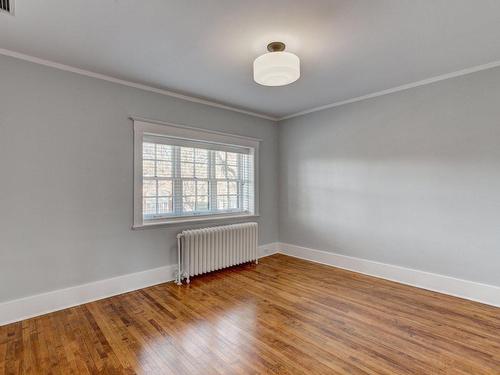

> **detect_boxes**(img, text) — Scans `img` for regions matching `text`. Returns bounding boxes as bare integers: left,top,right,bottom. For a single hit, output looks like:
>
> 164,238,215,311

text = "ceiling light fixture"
253,42,300,87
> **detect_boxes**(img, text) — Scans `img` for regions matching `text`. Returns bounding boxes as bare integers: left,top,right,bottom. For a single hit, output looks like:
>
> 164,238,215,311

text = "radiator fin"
180,222,258,279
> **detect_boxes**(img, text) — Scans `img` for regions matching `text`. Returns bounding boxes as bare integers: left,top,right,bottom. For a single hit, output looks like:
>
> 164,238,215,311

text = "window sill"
132,213,259,229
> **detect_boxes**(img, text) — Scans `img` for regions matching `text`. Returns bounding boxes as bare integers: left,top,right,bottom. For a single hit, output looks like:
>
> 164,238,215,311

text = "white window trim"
132,116,260,228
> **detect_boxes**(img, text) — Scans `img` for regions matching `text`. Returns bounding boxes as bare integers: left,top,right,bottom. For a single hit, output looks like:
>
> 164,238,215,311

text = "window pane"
183,180,195,195
157,161,172,177
227,165,238,179
195,148,208,163
216,151,226,164
241,155,249,179
216,165,226,179
227,152,238,165
143,142,155,159
143,160,155,177
143,198,156,216
228,181,238,194
217,196,228,210
183,196,195,212
158,197,172,214
156,144,172,160
140,138,254,222
228,195,238,209
196,196,209,211
217,181,227,195
143,180,156,197
158,180,172,196
195,163,208,178
181,162,194,178
197,181,208,195
181,147,194,162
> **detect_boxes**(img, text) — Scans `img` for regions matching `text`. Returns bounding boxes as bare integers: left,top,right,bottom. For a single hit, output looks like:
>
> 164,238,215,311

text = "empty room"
1,1,499,374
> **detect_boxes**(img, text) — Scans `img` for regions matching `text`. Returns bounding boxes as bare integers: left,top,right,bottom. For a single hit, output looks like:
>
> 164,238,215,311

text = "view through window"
141,138,254,222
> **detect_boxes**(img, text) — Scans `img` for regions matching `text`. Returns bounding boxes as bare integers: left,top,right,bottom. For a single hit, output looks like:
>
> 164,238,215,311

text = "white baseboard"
3,241,497,326
0,243,278,326
279,242,500,307
0,265,177,326
258,242,280,258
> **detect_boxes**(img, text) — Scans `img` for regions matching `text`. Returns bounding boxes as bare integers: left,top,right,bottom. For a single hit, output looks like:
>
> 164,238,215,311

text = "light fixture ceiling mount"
253,42,300,87
266,41,286,52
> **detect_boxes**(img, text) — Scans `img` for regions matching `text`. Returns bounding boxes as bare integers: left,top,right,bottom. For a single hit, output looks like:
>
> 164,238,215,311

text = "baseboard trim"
258,242,280,258
0,243,278,326
279,242,500,307
3,241,496,326
0,265,178,327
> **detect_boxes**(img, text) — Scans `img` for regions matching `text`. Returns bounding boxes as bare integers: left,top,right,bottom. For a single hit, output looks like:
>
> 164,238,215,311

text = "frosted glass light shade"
253,51,300,86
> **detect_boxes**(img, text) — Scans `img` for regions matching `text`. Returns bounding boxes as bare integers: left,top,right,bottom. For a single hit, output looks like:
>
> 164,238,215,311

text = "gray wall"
279,66,500,287
0,55,279,302
2,52,499,304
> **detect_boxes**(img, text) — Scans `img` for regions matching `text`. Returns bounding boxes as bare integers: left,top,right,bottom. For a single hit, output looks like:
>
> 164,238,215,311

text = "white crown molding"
2,48,500,125
279,242,500,307
0,48,278,122
0,244,278,326
279,60,500,121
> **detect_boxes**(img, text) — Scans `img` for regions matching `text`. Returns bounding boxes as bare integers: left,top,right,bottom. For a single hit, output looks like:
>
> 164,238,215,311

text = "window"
133,119,259,227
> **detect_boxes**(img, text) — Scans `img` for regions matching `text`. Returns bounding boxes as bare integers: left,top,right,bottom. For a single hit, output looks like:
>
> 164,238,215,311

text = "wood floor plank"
1,254,499,374
246,263,495,371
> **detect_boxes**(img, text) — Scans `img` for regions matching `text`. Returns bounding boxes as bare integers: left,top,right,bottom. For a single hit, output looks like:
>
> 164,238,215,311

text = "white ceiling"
1,0,500,119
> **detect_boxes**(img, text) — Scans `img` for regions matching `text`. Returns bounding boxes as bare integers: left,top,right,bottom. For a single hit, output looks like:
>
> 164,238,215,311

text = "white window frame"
132,117,260,228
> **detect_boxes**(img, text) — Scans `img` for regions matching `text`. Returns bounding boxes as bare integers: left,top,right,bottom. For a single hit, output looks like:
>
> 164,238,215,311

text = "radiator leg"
186,276,190,284
255,259,259,264
176,234,183,285
175,271,182,286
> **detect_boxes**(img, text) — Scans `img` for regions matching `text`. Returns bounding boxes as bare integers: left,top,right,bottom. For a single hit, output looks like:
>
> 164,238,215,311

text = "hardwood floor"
1,254,499,375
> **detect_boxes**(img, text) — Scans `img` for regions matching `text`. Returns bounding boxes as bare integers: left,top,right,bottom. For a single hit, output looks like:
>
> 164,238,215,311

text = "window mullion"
238,153,243,210
154,144,159,216
173,146,182,216
193,150,198,212
194,173,198,212
209,150,217,212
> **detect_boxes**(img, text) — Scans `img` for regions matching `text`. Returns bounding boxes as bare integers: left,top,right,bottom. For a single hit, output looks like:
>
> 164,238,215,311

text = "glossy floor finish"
1,254,499,375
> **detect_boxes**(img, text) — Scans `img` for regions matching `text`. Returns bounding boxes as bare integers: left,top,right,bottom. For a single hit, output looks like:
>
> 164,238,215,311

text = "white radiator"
175,222,258,284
